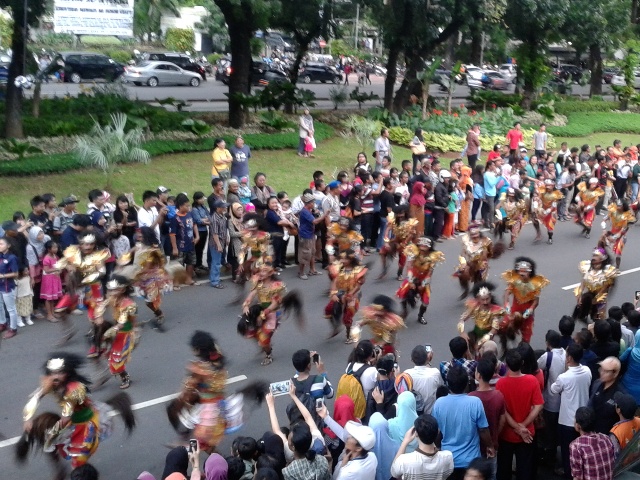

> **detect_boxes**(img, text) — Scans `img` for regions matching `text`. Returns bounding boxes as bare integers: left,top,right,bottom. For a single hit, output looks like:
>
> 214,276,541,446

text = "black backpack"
289,375,323,429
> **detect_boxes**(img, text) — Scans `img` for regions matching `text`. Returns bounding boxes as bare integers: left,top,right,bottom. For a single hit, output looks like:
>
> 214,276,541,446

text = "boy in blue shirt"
169,194,199,286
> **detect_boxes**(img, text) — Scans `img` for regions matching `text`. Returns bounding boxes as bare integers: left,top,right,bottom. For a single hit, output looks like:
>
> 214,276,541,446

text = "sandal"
344,337,357,344
261,355,273,366
298,274,309,280
310,270,323,276
173,286,181,291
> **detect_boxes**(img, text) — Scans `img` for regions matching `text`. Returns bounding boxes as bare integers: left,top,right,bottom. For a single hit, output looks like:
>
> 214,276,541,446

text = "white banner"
53,0,134,36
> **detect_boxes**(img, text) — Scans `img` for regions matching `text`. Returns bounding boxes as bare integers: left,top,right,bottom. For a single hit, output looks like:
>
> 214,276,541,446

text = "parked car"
264,32,295,52
603,67,620,84
611,70,640,88
252,62,289,86
482,71,510,90
553,64,584,83
142,52,207,80
298,63,342,84
52,52,125,83
499,63,516,80
464,65,484,87
123,61,202,87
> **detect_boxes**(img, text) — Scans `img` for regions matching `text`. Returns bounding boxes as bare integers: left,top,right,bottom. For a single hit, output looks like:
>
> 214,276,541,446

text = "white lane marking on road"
0,375,247,449
561,266,640,290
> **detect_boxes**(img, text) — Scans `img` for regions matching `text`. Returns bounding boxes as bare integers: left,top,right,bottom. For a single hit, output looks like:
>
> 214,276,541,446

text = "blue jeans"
376,216,388,250
209,246,223,286
0,288,18,330
632,182,639,202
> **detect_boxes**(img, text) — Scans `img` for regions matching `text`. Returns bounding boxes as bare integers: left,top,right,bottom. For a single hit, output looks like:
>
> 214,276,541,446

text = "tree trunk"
589,43,603,97
469,23,482,66
227,24,252,128
393,53,419,113
384,43,400,111
633,0,639,23
32,79,42,118
5,16,26,139
284,45,308,114
521,76,534,110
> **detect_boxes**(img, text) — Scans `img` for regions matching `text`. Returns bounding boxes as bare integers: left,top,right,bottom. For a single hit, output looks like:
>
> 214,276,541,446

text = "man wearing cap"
322,181,341,225
433,170,451,241
569,407,615,480
318,405,378,479
298,192,326,279
53,195,78,237
588,356,626,435
229,136,252,180
610,392,640,455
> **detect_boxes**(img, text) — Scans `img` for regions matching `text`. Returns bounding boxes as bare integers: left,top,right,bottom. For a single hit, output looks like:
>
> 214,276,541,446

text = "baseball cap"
157,186,171,194
520,147,528,153
240,176,249,183
440,170,451,180
328,180,340,189
301,193,315,203
213,200,229,209
58,195,78,207
614,392,637,419
344,421,375,450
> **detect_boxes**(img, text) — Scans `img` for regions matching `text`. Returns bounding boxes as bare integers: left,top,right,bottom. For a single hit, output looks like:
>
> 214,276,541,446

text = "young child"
238,177,252,205
40,240,63,321
109,228,131,260
169,193,199,286
166,196,177,220
15,269,34,327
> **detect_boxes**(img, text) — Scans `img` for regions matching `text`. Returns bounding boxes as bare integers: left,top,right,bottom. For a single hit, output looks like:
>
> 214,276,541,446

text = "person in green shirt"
630,162,640,202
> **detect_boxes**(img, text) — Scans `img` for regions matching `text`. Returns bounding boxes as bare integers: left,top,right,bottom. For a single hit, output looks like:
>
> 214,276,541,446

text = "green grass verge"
0,123,334,177
547,112,640,137
0,136,406,219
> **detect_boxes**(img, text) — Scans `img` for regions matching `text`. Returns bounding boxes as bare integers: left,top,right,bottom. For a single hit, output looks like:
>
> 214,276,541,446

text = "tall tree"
564,0,629,96
0,0,47,139
213,0,275,128
504,0,569,109
134,0,181,42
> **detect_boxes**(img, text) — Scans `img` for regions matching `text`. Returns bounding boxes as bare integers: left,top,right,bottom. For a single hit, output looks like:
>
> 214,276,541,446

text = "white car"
465,65,484,87
123,61,202,87
611,71,640,88
499,63,516,80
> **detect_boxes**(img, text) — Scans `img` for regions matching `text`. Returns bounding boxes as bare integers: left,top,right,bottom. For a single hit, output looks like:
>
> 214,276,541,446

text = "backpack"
335,363,369,419
395,372,426,415
290,375,323,429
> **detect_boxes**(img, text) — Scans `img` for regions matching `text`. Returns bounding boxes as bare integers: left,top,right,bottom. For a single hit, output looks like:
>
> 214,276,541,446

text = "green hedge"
547,112,640,137
553,100,618,115
0,123,334,177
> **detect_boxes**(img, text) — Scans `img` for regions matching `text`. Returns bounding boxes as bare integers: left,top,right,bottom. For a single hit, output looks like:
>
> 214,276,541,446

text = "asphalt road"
2,215,640,478
26,75,613,111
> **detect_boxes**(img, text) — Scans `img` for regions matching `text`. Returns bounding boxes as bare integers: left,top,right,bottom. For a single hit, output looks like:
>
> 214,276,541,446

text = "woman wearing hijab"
324,395,359,469
204,453,228,480
365,392,418,480
26,225,50,318
621,330,640,403
409,182,427,236
161,447,189,480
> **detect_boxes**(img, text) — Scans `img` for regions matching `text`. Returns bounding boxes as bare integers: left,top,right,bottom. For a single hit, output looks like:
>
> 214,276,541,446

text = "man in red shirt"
495,349,544,480
506,122,524,157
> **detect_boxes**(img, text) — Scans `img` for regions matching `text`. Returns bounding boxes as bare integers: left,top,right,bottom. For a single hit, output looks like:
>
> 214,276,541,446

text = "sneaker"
17,320,25,328
26,317,34,325
3,329,16,339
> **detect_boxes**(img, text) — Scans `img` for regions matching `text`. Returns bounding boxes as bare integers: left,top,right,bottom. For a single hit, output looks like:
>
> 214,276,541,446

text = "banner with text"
53,0,134,36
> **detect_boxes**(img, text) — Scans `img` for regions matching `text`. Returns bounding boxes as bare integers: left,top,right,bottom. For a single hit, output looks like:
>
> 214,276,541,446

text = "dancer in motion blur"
575,177,605,239
357,294,406,356
17,352,135,480
458,282,506,355
495,188,526,250
533,179,564,244
396,237,445,325
453,224,502,299
378,207,418,280
600,200,636,268
573,247,618,323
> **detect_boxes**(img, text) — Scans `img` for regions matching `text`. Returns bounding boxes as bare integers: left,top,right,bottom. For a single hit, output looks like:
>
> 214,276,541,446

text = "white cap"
440,170,451,180
344,421,375,450
589,178,598,184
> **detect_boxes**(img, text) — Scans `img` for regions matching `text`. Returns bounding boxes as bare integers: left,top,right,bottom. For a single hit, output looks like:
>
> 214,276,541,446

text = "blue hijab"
368,412,398,480
388,391,418,444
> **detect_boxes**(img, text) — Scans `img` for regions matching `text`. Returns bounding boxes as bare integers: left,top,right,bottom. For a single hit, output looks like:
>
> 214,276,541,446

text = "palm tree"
75,113,150,188
134,0,181,42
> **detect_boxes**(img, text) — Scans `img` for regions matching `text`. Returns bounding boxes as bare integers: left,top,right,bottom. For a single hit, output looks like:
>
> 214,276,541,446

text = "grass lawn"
0,138,412,219
555,133,640,151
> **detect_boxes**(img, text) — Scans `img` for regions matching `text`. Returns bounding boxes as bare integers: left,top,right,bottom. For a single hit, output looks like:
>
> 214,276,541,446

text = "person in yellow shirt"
211,138,232,191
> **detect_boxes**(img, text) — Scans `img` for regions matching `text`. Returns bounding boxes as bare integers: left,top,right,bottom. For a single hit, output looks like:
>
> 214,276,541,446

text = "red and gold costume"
123,245,170,321
98,298,137,376
54,244,109,321
458,289,506,354
537,184,564,234
325,261,367,340
501,269,549,343
180,360,228,451
326,221,364,262
379,213,419,278
498,192,526,248
238,225,270,277
358,297,406,355
244,277,285,348
453,230,495,297
574,251,618,322
575,182,605,231
397,245,445,306
603,203,636,258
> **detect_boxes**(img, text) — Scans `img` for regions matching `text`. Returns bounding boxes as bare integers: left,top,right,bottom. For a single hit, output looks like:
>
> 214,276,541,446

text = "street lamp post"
23,0,28,75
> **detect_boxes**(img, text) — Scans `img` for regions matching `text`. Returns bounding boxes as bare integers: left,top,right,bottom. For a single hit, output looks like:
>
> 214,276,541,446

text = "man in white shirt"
404,345,443,415
550,343,592,477
533,124,548,158
137,190,167,243
537,330,567,461
391,414,454,480
322,181,341,224
374,128,391,172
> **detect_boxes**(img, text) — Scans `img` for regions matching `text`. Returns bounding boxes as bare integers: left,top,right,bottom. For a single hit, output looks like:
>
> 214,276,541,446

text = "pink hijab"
204,453,228,480
409,182,427,207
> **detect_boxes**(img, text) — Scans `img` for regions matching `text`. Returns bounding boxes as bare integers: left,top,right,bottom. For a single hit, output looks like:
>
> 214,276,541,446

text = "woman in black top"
113,195,138,245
